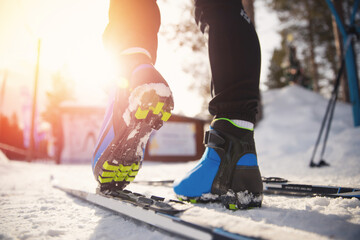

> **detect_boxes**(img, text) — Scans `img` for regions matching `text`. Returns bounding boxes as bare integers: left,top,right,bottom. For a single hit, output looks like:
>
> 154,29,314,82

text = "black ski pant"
103,0,261,123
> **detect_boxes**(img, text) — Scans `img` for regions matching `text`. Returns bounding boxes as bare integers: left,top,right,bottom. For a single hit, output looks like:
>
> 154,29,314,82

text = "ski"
54,185,259,240
262,177,360,199
134,177,360,200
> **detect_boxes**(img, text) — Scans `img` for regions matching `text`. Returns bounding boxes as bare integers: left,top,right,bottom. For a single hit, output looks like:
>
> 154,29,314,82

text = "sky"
0,0,280,122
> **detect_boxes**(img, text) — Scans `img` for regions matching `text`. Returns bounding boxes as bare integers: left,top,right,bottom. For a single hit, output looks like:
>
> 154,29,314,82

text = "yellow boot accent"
151,102,164,114
128,170,138,177
125,175,135,182
131,162,140,170
98,176,113,184
135,107,149,119
102,161,119,171
161,111,172,121
100,162,141,184
229,204,238,210
114,175,125,182
101,171,116,178
117,171,128,178
189,199,197,204
119,165,132,172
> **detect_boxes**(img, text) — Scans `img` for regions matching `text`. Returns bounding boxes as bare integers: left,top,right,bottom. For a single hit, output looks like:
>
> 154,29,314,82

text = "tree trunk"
242,0,263,123
332,0,350,102
305,0,320,92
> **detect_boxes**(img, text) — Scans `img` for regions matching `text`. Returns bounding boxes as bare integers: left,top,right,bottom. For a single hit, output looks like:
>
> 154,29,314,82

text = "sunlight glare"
17,0,113,101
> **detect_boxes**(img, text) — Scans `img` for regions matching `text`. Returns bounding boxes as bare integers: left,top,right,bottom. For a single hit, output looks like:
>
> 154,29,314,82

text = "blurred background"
0,0,358,164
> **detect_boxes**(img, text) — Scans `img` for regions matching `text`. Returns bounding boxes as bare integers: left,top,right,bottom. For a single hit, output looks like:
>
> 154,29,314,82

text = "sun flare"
0,0,114,103
0,0,205,117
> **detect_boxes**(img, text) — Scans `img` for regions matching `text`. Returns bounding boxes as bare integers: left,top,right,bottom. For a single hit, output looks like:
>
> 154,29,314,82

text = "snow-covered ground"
1,85,360,240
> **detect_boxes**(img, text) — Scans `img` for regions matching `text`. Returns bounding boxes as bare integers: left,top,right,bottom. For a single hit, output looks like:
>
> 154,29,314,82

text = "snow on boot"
92,48,174,193
173,118,263,210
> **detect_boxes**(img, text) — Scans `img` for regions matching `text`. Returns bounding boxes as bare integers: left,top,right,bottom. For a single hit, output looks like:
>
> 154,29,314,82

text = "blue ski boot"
173,118,263,210
92,48,174,192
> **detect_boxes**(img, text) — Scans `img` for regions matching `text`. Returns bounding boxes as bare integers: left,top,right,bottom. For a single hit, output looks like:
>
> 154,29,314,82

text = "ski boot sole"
95,86,173,192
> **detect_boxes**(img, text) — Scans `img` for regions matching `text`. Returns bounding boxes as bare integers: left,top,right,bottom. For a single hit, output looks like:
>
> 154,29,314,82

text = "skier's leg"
103,0,160,62
174,0,263,209
92,0,174,192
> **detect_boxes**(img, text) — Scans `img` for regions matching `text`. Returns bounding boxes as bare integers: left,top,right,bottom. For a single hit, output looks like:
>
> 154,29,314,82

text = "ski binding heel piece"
220,189,263,210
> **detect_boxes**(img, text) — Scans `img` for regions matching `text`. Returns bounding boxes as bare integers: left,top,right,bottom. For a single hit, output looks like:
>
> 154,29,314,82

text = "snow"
1,85,360,240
